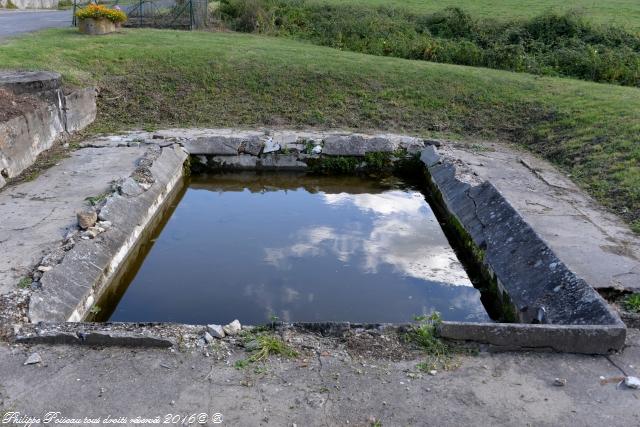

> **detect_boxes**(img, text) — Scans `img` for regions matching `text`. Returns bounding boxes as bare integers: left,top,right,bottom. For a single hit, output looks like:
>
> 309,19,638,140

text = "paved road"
0,9,72,40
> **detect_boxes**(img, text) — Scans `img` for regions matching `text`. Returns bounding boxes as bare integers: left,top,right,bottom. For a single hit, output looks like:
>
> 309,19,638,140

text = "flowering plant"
76,4,127,23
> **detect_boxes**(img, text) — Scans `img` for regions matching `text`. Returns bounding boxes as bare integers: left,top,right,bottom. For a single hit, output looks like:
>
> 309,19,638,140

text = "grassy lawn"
0,28,638,230
315,0,640,30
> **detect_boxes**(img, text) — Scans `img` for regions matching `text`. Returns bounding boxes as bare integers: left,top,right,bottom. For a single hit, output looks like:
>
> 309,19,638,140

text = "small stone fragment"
624,376,640,389
24,352,42,365
263,138,280,154
428,370,437,376
203,332,214,344
77,210,97,229
206,324,225,339
553,378,567,386
311,145,322,155
223,319,241,336
83,227,101,239
37,265,52,272
97,220,112,230
245,339,260,352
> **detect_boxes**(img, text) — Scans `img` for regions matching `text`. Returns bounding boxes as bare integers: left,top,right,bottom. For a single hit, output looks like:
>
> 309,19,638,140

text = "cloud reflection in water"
264,190,472,287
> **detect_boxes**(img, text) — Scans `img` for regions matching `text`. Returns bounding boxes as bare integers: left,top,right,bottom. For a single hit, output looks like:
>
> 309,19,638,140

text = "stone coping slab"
442,142,640,293
420,146,623,325
28,144,187,323
12,320,626,355
2,128,637,354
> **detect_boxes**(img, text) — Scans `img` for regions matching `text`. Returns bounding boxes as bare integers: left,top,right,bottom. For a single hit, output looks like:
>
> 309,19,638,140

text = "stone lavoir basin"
16,129,629,354
94,172,492,324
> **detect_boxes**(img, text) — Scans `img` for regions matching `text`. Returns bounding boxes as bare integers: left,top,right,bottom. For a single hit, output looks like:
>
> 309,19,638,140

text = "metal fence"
72,0,210,30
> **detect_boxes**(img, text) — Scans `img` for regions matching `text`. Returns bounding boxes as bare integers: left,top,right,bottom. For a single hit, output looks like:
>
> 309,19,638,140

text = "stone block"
438,322,626,354
64,87,97,132
182,136,242,155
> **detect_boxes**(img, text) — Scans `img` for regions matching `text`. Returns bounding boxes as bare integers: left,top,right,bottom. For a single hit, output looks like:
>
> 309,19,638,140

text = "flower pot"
78,17,116,35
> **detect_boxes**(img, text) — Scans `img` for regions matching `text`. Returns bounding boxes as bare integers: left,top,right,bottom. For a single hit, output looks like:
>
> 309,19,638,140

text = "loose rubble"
553,378,567,386
206,324,225,339
76,210,97,229
223,320,242,336
23,352,42,365
624,376,640,389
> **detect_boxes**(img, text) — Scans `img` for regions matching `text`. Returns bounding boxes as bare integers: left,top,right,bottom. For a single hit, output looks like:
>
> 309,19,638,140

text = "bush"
216,1,640,87
76,4,127,23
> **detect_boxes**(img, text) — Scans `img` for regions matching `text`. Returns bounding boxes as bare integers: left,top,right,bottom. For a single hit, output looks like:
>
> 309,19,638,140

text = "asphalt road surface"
0,9,72,40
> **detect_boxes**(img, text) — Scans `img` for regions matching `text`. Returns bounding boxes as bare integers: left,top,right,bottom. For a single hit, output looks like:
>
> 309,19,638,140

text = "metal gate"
72,0,210,30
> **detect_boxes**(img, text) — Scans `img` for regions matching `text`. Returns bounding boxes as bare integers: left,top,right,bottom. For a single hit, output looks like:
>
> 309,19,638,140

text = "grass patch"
85,192,110,206
235,328,298,368
624,293,640,313
219,2,640,87
17,277,31,289
404,312,458,371
0,29,638,229
57,0,73,9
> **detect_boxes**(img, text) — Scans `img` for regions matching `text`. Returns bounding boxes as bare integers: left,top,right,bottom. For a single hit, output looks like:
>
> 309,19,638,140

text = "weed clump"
403,312,458,371
235,329,298,368
17,277,31,289
624,293,640,313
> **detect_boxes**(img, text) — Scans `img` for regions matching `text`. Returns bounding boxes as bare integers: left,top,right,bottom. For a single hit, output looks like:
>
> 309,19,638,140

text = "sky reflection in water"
108,173,489,324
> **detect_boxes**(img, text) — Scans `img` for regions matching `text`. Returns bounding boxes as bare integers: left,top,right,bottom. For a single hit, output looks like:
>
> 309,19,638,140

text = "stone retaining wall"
0,71,97,189
0,0,59,9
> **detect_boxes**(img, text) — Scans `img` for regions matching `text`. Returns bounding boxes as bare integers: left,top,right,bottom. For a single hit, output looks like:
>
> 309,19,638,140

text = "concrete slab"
0,329,638,425
0,146,146,295
446,143,640,292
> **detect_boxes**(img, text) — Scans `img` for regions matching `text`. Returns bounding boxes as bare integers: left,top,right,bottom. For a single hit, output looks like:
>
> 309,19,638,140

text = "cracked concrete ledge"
0,71,97,188
421,146,626,354
27,144,188,323
447,143,640,293
9,320,627,355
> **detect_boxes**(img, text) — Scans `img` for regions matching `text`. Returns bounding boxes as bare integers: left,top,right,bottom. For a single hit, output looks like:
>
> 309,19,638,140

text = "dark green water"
103,172,490,324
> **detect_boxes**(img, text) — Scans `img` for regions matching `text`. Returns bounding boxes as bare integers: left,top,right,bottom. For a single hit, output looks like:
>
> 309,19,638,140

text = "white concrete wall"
0,0,59,9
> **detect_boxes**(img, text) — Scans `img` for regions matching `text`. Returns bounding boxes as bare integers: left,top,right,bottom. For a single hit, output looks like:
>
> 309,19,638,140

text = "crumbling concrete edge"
11,320,626,354
27,144,188,323
0,71,97,189
420,146,626,353
437,322,624,355
82,129,430,172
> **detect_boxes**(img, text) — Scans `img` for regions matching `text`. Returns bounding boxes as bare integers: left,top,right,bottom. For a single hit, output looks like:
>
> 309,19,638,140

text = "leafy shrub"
217,1,640,87
76,4,127,23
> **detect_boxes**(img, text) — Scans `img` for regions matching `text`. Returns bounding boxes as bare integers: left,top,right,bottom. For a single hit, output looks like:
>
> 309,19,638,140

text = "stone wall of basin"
139,128,430,171
0,71,97,189
420,145,626,352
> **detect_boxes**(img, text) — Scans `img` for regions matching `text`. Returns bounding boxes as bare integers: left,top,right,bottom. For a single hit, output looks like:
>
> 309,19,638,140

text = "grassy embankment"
218,1,640,87
0,29,638,230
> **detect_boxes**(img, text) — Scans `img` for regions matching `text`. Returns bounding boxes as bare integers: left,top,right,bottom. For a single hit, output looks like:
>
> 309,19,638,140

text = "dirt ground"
0,327,639,426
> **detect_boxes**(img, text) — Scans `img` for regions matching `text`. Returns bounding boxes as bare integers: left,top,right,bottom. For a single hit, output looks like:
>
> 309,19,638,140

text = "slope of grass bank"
0,29,638,230
219,2,640,86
